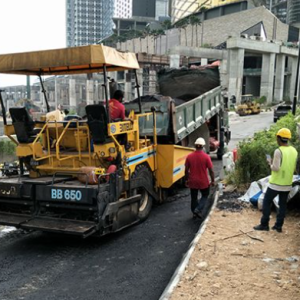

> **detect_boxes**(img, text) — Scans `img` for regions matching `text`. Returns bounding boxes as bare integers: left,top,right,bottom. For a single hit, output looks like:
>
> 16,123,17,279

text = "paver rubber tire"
132,164,153,221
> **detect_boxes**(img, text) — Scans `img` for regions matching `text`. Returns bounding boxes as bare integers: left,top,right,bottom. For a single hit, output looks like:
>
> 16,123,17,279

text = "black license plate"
36,186,95,204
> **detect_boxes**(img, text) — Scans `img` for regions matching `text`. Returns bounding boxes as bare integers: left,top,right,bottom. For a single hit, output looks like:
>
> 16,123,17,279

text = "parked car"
274,104,292,122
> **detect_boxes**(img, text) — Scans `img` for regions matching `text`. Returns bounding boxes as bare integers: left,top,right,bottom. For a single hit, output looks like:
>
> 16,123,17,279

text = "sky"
0,0,66,87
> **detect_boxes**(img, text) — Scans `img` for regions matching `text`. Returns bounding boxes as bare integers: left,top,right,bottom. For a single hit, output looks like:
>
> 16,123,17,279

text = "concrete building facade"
3,3,299,117
117,6,292,53
66,0,114,47
132,0,156,18
156,0,170,19
263,0,288,23
117,5,299,105
256,0,300,28
114,0,132,18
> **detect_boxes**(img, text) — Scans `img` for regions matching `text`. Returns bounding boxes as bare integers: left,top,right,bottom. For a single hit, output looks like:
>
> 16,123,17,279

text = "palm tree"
189,16,201,47
150,29,165,54
161,20,173,31
175,17,189,46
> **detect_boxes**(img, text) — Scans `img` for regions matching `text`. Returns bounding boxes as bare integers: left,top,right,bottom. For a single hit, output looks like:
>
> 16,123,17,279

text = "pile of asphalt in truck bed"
157,66,220,101
130,94,186,106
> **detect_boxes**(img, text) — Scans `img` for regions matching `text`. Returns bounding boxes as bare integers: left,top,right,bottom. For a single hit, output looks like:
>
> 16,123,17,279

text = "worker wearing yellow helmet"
254,128,298,233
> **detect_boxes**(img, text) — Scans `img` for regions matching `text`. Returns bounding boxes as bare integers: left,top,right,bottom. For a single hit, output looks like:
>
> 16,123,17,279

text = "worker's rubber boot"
193,209,203,220
253,224,269,231
271,225,282,233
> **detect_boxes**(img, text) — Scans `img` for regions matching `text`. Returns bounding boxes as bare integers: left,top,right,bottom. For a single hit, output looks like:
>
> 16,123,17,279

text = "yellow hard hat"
276,128,291,139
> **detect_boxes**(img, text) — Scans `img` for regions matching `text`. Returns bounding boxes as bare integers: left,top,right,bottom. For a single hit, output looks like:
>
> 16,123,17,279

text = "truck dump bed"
125,86,223,144
157,66,220,100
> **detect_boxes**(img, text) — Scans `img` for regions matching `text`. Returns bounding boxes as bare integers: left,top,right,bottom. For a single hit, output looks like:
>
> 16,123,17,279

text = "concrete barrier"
159,190,219,300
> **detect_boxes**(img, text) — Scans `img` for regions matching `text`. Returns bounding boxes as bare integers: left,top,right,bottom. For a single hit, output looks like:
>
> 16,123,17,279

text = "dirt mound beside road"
170,193,300,300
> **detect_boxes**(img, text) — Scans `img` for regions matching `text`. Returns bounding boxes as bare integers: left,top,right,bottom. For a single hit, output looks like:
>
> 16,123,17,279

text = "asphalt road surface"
228,111,273,150
0,112,274,300
0,189,213,300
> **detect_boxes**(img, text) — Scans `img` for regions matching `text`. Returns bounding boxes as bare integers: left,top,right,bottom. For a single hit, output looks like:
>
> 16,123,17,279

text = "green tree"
175,17,189,46
189,15,201,47
150,29,165,54
161,20,173,31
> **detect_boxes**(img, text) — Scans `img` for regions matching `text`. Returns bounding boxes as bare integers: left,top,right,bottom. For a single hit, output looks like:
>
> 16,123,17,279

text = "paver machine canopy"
0,44,141,120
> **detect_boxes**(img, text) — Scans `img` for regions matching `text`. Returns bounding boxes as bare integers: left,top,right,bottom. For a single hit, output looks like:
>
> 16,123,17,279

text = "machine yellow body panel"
93,142,117,159
16,144,35,157
125,146,156,174
4,124,15,136
156,145,194,188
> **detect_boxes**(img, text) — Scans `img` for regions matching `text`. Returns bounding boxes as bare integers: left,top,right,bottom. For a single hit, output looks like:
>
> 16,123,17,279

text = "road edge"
159,190,219,300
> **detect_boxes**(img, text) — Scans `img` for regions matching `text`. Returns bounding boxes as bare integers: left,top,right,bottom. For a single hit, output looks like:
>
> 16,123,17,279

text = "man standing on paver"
254,128,298,232
185,137,215,219
109,90,126,121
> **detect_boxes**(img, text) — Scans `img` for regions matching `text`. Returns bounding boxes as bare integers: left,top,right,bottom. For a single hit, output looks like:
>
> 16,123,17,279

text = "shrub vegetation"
226,111,300,187
0,139,16,157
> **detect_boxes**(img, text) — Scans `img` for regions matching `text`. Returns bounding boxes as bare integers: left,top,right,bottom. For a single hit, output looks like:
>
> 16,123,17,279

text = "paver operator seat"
9,107,41,143
85,104,108,144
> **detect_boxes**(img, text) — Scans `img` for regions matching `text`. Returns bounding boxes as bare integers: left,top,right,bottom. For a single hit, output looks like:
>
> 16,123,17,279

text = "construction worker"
109,78,119,99
108,89,133,150
254,128,298,233
185,137,215,219
109,90,126,121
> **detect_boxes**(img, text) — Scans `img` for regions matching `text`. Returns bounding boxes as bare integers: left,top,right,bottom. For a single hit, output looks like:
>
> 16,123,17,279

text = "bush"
0,140,16,156
226,112,300,187
255,96,267,105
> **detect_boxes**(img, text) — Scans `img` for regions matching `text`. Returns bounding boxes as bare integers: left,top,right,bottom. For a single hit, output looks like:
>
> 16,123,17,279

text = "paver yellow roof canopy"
0,45,140,75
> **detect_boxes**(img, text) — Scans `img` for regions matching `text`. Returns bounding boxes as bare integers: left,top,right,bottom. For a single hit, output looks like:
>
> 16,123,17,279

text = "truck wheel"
132,165,153,221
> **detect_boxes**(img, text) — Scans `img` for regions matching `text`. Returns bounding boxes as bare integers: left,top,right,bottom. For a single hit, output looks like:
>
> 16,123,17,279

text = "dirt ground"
170,191,300,300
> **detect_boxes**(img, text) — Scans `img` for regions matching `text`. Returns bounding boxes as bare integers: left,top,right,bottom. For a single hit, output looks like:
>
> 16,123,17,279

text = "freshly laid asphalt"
0,158,222,300
0,112,274,300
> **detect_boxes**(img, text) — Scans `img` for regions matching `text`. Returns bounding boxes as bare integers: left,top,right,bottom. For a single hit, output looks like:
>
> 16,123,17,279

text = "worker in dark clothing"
185,137,215,219
109,90,126,121
254,128,298,233
109,78,119,99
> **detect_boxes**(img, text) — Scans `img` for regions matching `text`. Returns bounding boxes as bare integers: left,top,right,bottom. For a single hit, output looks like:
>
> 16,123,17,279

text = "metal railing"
32,120,53,164
31,119,91,169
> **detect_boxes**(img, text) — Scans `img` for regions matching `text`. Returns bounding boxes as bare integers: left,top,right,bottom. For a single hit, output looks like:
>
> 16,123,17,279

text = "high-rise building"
170,0,242,23
156,0,170,19
132,0,156,18
254,0,300,26
263,0,287,23
66,0,114,47
114,0,132,18
287,0,300,28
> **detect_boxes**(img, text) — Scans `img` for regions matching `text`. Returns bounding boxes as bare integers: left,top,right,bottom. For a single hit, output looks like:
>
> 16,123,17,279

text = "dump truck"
0,45,229,238
125,86,229,158
126,65,229,156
